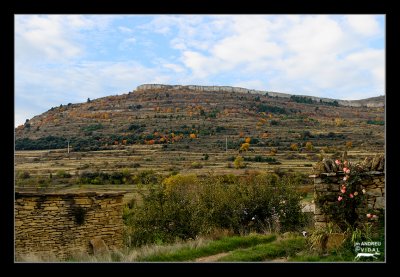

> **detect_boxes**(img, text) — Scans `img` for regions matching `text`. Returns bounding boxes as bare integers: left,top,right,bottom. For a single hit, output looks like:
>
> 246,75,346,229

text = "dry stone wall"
311,155,385,229
15,191,126,261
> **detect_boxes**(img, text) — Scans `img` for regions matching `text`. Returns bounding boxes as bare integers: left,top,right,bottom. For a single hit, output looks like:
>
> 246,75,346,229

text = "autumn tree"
345,141,353,149
234,155,246,169
290,143,299,151
334,118,345,127
245,137,251,143
305,141,314,151
189,133,197,139
240,142,250,152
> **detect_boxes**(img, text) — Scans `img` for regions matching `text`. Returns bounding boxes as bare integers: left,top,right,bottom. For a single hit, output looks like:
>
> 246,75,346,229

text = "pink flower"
338,196,343,201
345,169,351,174
343,176,348,181
335,160,341,165
367,213,372,218
343,167,348,172
372,215,378,219
341,188,346,193
349,193,354,198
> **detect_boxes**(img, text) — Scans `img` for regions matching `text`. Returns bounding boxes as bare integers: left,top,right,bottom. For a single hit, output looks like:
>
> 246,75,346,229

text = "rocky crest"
137,84,385,108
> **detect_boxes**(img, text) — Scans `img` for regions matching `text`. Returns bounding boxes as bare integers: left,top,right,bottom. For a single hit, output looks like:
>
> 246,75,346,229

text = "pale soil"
195,252,231,262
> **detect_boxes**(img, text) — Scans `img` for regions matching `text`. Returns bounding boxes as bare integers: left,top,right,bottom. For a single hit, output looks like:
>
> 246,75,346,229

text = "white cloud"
118,26,134,33
162,63,185,73
118,37,137,50
345,15,381,36
15,15,83,61
15,15,116,63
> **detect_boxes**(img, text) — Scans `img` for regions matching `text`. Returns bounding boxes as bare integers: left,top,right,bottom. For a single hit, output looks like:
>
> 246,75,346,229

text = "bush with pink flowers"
317,159,375,231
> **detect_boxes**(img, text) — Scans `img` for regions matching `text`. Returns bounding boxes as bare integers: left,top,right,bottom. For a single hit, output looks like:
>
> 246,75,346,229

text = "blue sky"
15,15,385,127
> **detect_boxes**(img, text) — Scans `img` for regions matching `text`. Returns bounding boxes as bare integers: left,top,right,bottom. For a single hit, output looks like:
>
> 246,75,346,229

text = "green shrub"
123,174,305,247
56,170,71,178
190,162,203,168
18,171,31,179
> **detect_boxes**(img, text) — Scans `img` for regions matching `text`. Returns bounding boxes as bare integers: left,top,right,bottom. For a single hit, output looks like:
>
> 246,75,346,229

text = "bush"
56,170,72,178
123,174,306,247
234,156,246,169
190,162,203,169
18,171,31,179
290,143,299,151
132,170,160,185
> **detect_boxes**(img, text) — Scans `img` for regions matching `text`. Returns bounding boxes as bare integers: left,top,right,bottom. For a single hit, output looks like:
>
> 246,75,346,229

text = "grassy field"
17,232,379,263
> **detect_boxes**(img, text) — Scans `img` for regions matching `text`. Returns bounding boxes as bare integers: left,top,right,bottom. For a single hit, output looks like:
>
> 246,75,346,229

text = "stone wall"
15,191,126,261
136,84,384,107
311,155,385,229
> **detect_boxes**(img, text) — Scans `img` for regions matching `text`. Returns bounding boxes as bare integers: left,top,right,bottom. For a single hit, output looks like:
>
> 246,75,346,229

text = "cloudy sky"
15,14,385,127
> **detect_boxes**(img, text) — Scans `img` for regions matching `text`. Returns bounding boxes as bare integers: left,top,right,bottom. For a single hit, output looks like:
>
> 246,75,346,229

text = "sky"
15,14,385,127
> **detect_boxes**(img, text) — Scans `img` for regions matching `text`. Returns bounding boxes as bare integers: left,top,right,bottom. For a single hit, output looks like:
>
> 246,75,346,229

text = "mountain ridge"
137,84,385,108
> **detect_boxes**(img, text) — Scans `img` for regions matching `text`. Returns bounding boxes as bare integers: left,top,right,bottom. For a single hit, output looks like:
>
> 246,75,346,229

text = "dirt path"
264,257,288,262
195,252,288,263
195,252,230,262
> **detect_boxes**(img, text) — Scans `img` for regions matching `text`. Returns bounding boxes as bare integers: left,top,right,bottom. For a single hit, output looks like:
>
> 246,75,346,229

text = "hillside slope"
15,84,384,152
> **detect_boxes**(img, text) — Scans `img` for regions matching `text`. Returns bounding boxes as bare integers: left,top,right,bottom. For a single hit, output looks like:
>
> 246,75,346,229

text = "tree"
345,141,353,149
234,155,246,169
245,137,251,143
240,142,250,152
335,118,345,127
87,98,91,103
305,141,314,151
189,133,196,139
290,143,299,151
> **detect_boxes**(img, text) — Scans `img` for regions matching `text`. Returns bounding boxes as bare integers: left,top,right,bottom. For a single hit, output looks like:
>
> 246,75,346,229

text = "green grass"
138,233,277,262
217,237,306,262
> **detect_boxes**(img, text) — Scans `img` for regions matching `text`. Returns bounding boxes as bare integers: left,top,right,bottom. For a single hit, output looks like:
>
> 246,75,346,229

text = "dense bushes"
366,120,384,125
78,170,160,185
123,173,306,247
15,136,67,150
257,104,287,115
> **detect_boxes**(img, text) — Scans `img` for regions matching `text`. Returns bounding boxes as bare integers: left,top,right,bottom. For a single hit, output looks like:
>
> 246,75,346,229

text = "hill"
15,84,384,154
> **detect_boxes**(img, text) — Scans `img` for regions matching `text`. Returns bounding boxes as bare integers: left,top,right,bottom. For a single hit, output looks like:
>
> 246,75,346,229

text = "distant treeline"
366,120,384,125
15,136,103,151
290,95,339,106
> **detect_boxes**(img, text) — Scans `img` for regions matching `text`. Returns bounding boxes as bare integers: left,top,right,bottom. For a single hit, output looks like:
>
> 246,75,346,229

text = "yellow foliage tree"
234,156,246,169
305,141,314,151
334,118,345,127
162,174,198,195
240,142,250,152
290,143,299,151
189,133,196,139
245,137,251,143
